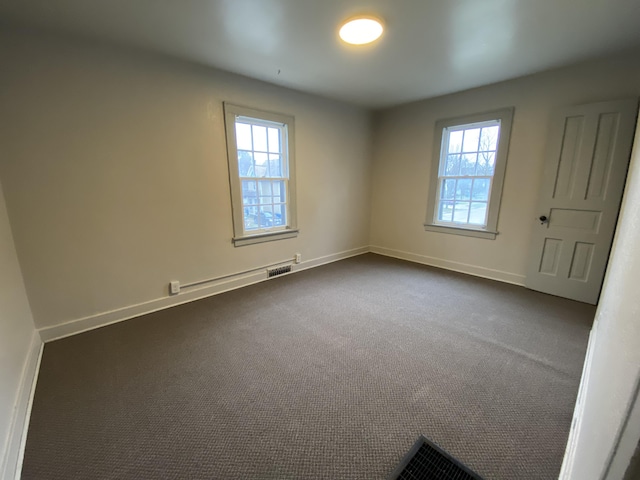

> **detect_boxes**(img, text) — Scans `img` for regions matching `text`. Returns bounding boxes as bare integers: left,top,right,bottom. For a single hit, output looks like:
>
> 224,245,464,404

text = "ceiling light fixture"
339,16,384,45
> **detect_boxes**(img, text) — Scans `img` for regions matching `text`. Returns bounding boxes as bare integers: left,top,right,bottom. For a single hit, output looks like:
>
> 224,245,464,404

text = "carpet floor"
21,253,595,479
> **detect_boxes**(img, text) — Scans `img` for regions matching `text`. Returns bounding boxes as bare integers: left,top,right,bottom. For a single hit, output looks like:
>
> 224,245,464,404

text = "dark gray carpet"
21,253,595,479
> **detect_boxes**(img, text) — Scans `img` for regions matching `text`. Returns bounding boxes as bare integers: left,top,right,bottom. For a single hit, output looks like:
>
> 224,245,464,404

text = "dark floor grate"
388,436,484,480
267,265,292,278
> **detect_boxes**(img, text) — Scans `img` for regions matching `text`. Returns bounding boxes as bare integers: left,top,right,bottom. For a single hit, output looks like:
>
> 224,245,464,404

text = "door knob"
539,215,548,224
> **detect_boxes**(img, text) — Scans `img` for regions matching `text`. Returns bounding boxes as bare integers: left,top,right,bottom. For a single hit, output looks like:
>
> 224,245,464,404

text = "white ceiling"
2,0,640,108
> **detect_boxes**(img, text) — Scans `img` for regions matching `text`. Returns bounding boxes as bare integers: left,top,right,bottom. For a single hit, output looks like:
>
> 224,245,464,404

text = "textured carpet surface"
21,254,595,479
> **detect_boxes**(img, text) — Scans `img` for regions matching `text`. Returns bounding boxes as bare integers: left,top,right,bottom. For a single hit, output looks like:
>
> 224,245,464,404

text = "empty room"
2,1,640,479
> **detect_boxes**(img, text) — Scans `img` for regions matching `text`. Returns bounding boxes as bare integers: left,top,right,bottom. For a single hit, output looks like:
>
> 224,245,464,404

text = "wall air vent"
267,265,292,278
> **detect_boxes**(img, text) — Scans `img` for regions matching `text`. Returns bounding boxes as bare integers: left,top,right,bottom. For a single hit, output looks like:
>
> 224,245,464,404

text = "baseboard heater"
388,435,484,480
178,258,296,292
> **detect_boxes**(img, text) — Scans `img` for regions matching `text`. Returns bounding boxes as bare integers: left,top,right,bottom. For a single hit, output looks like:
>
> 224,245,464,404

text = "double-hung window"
425,108,514,240
224,103,298,246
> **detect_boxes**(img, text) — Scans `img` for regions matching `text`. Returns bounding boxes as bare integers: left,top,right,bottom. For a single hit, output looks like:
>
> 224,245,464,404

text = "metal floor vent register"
267,265,292,278
388,436,484,480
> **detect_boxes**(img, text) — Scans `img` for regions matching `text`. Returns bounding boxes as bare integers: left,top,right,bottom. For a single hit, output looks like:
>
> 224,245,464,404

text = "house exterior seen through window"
425,108,514,240
224,104,298,246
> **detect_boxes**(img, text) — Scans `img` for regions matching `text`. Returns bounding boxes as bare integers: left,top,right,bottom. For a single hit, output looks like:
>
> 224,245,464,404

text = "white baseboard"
370,245,526,286
38,269,268,342
291,246,369,273
39,244,524,343
1,331,43,480
39,246,370,343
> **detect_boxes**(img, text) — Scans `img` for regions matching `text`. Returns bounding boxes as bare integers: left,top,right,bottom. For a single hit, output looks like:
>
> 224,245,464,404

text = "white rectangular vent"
267,265,292,278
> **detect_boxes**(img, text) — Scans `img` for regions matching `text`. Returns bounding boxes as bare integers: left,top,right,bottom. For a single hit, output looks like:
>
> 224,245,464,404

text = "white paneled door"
526,99,638,304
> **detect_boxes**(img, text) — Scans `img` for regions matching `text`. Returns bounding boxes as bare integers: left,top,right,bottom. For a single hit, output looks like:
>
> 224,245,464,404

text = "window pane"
438,201,454,222
258,180,272,196
469,202,488,225
441,179,455,200
472,178,490,201
254,152,268,177
252,125,268,152
477,152,496,175
480,125,499,151
456,178,472,200
453,202,470,223
259,205,273,228
238,151,254,177
460,153,477,176
448,130,463,153
273,180,286,202
242,180,257,205
269,154,282,177
244,205,258,230
235,123,252,150
445,154,460,175
268,128,281,153
462,128,480,152
273,204,285,226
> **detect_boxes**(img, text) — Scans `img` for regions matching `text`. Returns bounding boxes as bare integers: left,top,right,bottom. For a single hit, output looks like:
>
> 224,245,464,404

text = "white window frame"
224,103,298,247
424,107,514,240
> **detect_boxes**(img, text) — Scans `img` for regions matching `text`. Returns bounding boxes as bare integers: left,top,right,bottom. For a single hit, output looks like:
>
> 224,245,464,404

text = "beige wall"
370,51,640,283
0,28,372,330
0,178,36,476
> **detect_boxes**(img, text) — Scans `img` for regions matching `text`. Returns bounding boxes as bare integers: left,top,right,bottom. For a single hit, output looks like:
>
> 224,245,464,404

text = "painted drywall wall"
370,51,640,283
0,27,372,330
0,178,37,476
561,112,640,480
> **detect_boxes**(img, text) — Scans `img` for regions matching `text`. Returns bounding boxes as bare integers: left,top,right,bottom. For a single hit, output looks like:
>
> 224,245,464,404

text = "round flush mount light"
339,16,384,45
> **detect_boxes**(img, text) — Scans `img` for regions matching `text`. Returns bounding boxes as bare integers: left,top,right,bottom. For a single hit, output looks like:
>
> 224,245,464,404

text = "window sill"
423,223,497,240
233,229,299,247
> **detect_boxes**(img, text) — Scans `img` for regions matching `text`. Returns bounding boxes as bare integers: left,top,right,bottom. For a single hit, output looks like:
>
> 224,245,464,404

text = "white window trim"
424,107,514,240
223,103,298,247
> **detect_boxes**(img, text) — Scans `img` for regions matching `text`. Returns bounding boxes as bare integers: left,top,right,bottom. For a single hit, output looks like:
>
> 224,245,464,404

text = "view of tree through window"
437,121,500,227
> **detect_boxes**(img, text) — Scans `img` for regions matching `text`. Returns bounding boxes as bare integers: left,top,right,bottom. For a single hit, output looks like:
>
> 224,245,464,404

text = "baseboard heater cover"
388,435,484,480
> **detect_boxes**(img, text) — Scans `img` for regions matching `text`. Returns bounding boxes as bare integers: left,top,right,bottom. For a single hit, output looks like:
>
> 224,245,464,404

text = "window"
425,108,514,240
224,103,298,246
